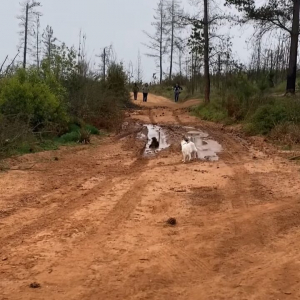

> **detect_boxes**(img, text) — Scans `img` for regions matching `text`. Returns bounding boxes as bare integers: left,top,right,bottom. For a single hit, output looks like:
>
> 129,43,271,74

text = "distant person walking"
143,83,149,102
133,82,139,100
174,83,183,103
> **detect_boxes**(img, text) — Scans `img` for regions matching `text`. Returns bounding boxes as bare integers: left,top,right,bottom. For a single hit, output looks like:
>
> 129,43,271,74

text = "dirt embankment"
1,93,300,300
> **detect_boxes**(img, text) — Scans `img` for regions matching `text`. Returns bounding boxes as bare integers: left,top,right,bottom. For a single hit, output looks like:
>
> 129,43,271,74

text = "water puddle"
187,130,222,161
143,125,170,156
133,123,222,161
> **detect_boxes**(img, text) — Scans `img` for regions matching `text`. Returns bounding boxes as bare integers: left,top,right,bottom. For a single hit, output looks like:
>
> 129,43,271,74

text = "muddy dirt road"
1,94,300,300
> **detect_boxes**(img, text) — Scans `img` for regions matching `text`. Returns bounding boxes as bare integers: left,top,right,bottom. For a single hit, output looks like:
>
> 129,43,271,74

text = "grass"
192,102,229,123
1,122,102,159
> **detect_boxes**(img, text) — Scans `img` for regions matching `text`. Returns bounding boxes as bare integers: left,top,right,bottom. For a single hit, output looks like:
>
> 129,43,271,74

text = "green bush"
106,63,130,106
0,68,67,128
244,99,300,135
84,124,99,135
58,131,79,143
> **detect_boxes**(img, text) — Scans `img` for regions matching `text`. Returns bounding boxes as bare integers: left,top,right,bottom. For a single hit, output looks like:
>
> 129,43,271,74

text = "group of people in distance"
133,82,182,103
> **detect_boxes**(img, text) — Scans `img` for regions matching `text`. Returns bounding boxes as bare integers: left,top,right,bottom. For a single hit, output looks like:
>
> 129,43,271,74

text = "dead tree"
135,50,143,83
203,0,210,103
143,0,168,84
18,0,41,69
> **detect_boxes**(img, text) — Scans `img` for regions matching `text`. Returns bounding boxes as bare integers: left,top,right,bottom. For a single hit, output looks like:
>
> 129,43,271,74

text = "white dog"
181,140,191,162
181,139,198,163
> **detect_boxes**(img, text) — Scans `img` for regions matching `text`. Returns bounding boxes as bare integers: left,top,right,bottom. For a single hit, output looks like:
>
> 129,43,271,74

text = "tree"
98,45,115,81
144,0,168,84
18,0,41,69
32,15,41,70
187,1,211,103
166,0,184,80
135,50,143,83
42,25,57,63
203,0,210,103
225,0,300,94
127,61,134,84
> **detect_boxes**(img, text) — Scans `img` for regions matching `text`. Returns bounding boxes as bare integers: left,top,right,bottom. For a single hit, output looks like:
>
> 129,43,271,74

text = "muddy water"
143,125,170,156
187,130,222,161
135,123,222,160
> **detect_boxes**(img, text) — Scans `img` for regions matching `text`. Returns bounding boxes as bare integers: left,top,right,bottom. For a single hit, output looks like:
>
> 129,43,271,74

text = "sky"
0,0,254,81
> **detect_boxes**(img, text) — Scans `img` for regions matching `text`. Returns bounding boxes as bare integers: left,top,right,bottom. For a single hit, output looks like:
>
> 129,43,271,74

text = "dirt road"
1,94,300,300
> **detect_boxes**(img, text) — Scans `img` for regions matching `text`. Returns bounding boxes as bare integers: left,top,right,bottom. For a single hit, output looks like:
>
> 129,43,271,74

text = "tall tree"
18,0,41,69
42,25,57,63
135,50,143,83
127,61,134,84
98,45,114,81
203,0,210,103
166,0,184,80
32,15,41,70
144,0,168,84
225,0,300,94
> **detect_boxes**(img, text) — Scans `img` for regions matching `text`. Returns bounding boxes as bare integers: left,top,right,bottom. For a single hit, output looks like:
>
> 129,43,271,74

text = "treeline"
144,0,300,143
0,1,130,159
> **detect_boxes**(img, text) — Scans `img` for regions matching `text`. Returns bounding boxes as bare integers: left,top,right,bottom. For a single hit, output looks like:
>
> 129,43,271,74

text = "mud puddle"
137,124,170,156
186,130,222,161
134,123,222,160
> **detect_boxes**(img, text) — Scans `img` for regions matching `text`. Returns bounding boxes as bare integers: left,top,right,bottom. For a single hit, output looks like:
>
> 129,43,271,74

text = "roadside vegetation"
0,2,130,159
142,0,300,147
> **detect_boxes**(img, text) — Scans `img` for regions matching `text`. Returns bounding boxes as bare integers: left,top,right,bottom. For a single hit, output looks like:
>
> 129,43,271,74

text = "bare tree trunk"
286,0,300,94
159,1,163,84
169,0,175,81
136,50,143,83
103,48,106,81
203,0,210,103
257,39,261,78
178,48,182,77
218,54,221,89
36,16,40,71
23,3,29,69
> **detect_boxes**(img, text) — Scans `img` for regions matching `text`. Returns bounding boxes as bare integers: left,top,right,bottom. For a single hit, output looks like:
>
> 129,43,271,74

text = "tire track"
0,157,149,251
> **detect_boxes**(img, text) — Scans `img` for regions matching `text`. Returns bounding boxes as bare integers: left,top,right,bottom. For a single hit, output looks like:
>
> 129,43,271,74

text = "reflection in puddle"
144,125,170,156
187,130,222,161
133,123,222,161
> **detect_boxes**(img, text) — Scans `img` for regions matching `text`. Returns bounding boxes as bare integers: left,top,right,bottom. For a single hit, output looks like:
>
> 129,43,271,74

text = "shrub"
0,68,68,129
244,99,300,135
0,114,34,158
78,128,91,144
270,123,300,144
58,131,79,143
193,102,228,123
106,63,130,107
84,124,99,135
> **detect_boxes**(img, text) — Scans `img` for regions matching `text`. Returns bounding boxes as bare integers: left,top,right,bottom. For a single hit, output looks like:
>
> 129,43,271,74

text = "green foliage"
0,68,68,128
0,36,129,159
106,63,130,106
84,124,99,135
244,99,300,135
58,131,79,143
193,102,229,123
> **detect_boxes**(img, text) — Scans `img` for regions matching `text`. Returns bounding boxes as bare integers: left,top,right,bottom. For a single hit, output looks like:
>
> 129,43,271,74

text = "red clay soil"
1,94,300,300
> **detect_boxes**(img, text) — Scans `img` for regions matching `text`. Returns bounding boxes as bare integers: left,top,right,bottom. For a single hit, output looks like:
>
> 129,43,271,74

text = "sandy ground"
1,93,300,300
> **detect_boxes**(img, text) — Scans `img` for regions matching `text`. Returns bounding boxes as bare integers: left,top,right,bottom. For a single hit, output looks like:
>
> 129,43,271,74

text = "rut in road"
1,94,300,300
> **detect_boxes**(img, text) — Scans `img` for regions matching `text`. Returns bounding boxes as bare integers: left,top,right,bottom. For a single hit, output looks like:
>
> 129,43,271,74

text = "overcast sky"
1,0,253,81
